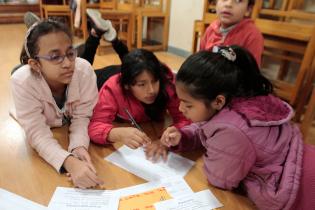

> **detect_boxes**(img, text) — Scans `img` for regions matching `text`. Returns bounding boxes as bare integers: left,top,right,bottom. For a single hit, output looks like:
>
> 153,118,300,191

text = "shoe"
24,12,40,29
86,9,109,35
86,8,117,42
103,21,117,42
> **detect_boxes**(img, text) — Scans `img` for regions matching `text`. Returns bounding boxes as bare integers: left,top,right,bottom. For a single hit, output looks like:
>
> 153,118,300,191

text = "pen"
124,108,144,132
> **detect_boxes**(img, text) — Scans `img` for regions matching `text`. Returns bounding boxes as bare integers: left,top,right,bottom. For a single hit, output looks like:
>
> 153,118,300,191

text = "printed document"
154,189,223,210
105,146,195,181
0,188,46,210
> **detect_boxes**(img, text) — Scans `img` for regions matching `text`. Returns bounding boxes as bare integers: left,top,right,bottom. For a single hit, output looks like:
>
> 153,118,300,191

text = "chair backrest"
140,0,163,12
255,18,315,106
117,0,140,11
251,0,290,20
300,85,315,139
202,0,216,23
100,0,117,10
252,0,315,23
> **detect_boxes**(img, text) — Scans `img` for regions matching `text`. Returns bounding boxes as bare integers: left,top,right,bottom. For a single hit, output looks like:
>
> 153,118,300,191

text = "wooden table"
0,118,256,209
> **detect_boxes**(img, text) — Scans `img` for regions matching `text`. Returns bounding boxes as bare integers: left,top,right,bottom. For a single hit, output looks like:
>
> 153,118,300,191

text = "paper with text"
118,187,172,210
0,188,47,210
154,189,223,210
48,187,119,210
105,146,195,181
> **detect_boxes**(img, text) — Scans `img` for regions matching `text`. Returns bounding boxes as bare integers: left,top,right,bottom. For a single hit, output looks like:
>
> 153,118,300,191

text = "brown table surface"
0,119,256,209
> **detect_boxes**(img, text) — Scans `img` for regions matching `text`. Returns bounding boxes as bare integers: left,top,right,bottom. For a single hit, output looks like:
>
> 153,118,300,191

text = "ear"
211,94,226,111
28,58,41,74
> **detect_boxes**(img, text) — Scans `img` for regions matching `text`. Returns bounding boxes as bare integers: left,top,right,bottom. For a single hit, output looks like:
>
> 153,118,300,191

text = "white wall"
168,0,204,54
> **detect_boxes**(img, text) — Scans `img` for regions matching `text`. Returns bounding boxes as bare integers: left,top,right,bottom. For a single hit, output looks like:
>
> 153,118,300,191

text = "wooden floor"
0,23,314,145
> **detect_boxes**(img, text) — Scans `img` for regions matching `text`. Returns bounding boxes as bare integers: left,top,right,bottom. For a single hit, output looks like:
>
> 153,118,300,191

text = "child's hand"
160,126,181,147
108,127,151,149
144,141,168,162
72,146,96,173
63,156,103,189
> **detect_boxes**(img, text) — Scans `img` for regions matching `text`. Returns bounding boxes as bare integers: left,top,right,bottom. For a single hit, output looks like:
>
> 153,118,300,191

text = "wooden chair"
39,0,74,32
255,18,315,109
251,0,290,20
192,20,206,53
300,85,315,139
100,0,116,10
99,9,133,50
252,0,315,22
191,0,217,53
136,0,171,50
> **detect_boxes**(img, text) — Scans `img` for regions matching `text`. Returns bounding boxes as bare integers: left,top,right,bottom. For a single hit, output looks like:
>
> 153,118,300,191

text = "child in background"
159,46,315,210
200,0,263,65
11,20,103,189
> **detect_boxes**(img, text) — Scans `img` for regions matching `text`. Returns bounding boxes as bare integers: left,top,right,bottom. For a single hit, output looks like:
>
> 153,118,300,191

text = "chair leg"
300,86,315,139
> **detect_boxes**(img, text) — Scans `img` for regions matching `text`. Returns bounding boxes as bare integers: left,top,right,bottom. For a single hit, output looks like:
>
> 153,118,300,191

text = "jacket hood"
229,94,294,127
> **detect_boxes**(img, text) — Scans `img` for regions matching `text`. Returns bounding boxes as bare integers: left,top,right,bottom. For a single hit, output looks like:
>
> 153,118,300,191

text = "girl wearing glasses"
10,20,103,189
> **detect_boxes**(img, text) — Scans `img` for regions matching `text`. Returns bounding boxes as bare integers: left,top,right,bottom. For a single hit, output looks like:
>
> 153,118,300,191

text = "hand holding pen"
107,109,152,149
124,108,152,146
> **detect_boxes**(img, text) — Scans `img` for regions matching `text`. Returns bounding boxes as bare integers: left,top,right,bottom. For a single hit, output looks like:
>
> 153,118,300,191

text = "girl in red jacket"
88,48,190,149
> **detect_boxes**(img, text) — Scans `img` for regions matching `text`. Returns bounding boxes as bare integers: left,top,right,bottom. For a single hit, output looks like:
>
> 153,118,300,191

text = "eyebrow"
180,99,191,103
47,46,73,54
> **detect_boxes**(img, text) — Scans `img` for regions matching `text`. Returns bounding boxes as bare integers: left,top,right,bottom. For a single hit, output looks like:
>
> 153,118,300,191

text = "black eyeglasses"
35,48,77,65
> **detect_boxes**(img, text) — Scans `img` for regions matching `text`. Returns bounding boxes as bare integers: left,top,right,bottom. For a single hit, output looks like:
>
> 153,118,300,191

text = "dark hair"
20,19,72,64
120,49,170,121
176,45,273,106
213,0,255,7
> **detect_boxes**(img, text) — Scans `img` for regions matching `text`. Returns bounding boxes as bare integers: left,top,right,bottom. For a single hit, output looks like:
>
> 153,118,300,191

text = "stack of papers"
105,146,195,181
0,146,223,210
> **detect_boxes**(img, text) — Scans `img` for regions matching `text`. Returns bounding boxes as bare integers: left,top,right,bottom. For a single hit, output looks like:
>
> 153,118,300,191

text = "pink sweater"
88,70,190,145
176,95,303,210
200,18,264,66
10,58,98,172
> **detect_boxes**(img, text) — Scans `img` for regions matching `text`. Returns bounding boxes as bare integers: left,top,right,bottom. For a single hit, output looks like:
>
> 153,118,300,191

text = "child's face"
34,31,75,88
216,0,250,28
175,82,216,122
129,70,160,104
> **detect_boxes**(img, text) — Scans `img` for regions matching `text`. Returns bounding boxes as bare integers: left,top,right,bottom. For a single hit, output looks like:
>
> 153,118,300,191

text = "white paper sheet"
154,189,223,210
105,146,195,181
116,176,193,199
0,188,47,210
48,187,119,210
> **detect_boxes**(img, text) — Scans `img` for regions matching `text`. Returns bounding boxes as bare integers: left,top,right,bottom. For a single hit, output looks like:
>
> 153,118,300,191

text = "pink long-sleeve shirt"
175,95,303,210
10,58,98,172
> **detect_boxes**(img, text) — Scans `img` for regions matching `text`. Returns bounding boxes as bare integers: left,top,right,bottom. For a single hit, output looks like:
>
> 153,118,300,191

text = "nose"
178,102,185,113
147,83,155,94
61,55,72,67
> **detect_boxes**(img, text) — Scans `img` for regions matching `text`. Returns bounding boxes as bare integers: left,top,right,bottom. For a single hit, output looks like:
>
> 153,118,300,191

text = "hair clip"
212,46,236,62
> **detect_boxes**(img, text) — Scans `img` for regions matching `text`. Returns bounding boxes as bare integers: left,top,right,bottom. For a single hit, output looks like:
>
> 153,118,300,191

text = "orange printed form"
118,187,172,210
